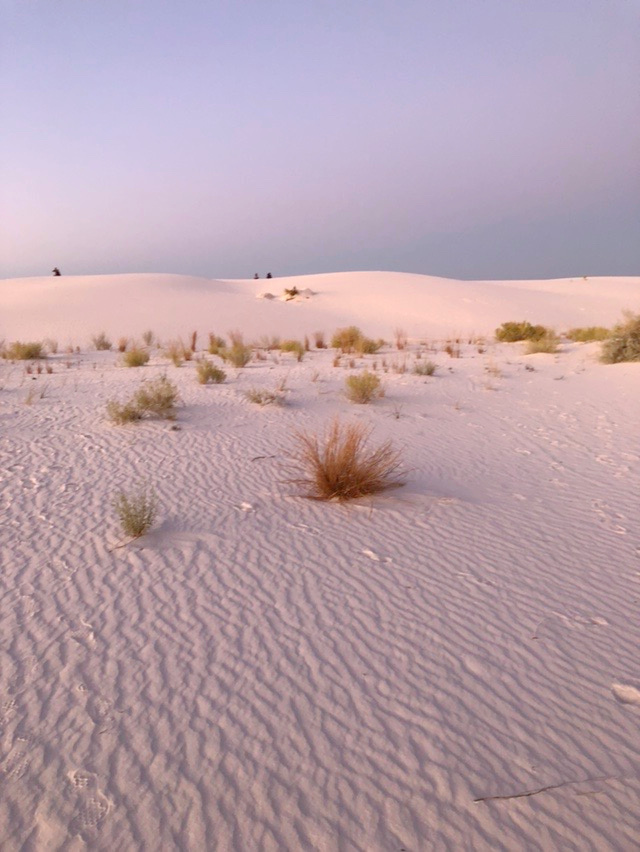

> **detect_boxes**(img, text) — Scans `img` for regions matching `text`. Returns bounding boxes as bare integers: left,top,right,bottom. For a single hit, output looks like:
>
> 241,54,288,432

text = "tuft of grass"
220,342,252,367
113,485,158,539
107,375,179,423
394,328,408,350
244,387,284,406
566,326,610,342
164,341,185,367
142,330,155,347
525,333,559,354
3,341,46,360
280,339,305,361
122,346,150,367
106,400,144,424
313,331,326,349
345,370,384,404
208,333,226,354
600,311,640,363
331,326,363,353
117,337,129,353
495,321,550,342
92,332,112,351
291,419,405,502
414,360,436,376
196,360,226,384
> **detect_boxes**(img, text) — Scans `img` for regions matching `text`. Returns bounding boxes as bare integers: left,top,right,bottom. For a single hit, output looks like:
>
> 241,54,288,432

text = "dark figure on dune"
254,273,259,279
52,267,61,276
266,272,273,279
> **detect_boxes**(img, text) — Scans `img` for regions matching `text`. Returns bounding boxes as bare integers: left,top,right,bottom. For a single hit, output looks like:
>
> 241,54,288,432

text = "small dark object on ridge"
52,267,61,276
254,272,259,279
266,272,273,279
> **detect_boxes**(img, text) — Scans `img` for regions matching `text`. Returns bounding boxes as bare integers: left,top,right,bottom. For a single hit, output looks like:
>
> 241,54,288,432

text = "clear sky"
1,0,639,280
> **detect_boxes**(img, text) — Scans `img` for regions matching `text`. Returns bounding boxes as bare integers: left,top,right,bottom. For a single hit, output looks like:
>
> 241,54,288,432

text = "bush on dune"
495,321,550,342
291,419,405,502
601,312,640,363
345,370,384,404
566,326,610,342
3,341,46,360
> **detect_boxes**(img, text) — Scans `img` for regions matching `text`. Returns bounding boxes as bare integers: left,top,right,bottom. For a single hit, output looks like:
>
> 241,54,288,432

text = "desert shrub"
495,321,549,342
113,485,158,539
331,326,364,353
245,388,284,406
133,375,179,419
208,333,226,354
92,332,112,351
280,340,305,361
566,326,610,342
220,342,252,367
142,330,155,347
357,337,384,354
291,419,405,502
394,328,407,350
601,312,640,363
164,341,185,367
3,341,46,360
284,286,299,300
525,333,559,354
444,343,460,358
414,360,436,376
313,331,326,349
106,400,144,424
345,370,384,404
122,346,150,367
117,337,129,353
196,360,226,384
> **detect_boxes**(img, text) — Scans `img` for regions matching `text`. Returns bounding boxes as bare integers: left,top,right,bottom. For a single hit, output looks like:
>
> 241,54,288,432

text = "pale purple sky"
1,0,638,280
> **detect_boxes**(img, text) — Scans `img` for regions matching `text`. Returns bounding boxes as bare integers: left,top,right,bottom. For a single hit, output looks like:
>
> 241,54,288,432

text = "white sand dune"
2,271,639,344
1,271,639,850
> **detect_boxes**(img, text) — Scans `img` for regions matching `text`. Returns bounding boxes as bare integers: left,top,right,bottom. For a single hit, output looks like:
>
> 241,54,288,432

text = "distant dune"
1,271,638,343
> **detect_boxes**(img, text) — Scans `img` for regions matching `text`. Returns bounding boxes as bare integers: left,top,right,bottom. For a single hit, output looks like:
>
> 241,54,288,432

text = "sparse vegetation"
122,346,150,367
220,341,252,367
244,388,284,406
107,376,179,423
196,360,226,384
394,328,407,350
113,485,158,539
331,326,383,355
117,337,129,353
600,312,640,363
92,332,112,351
313,331,326,349
413,360,436,376
291,419,405,501
566,326,610,342
3,341,46,360
345,370,384,404
280,340,305,361
495,321,550,342
208,333,226,354
165,341,185,367
525,333,559,354
142,330,155,347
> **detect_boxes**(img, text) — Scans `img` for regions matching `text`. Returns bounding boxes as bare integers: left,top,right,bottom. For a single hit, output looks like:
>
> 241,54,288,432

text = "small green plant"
244,388,284,406
600,311,640,363
92,332,112,351
525,333,559,354
495,321,549,342
414,360,436,376
280,340,305,361
345,370,384,404
122,346,150,367
3,341,46,360
196,360,226,384
291,419,405,501
113,485,158,539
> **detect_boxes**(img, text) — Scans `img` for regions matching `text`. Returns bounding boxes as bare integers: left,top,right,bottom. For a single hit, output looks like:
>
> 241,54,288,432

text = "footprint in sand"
67,770,112,834
611,683,640,706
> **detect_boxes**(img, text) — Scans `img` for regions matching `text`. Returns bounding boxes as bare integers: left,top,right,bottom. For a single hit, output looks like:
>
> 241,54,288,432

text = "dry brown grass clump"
113,485,158,539
292,419,405,502
3,341,46,360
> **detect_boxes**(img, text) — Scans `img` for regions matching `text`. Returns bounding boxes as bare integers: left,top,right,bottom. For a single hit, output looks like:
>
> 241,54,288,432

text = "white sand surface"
1,271,639,850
